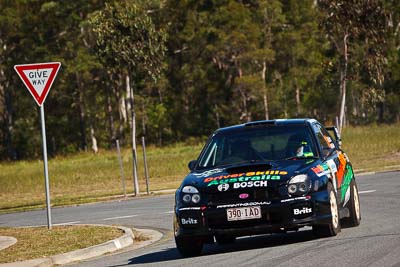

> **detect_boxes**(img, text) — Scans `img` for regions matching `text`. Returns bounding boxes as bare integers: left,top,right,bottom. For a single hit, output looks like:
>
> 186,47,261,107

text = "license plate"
226,206,261,221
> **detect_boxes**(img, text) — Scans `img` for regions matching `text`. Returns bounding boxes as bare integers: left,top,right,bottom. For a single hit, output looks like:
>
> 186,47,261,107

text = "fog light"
192,194,201,203
288,184,297,194
299,183,307,193
183,194,192,203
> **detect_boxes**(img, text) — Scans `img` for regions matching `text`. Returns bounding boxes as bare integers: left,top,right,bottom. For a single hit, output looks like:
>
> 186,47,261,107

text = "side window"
313,124,334,157
320,127,337,149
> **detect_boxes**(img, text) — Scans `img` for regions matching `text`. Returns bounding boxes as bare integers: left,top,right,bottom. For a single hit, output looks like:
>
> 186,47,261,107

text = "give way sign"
14,62,61,106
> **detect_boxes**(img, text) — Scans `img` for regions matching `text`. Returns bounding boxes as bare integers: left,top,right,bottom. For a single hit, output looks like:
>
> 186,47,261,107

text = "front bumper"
174,190,331,238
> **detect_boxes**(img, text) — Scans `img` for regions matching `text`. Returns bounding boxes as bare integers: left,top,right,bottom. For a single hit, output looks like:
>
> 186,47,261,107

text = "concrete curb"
0,225,134,267
131,228,163,250
0,236,17,251
51,225,134,265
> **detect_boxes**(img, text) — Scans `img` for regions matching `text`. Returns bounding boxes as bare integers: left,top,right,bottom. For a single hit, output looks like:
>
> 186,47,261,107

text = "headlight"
182,186,199,193
181,186,201,204
287,174,310,196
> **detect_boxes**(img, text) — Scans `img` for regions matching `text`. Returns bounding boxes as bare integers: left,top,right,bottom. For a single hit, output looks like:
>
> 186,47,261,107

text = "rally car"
173,119,361,257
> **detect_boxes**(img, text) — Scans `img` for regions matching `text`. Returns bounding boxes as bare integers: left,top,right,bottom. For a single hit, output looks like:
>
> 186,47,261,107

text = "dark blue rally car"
174,119,361,256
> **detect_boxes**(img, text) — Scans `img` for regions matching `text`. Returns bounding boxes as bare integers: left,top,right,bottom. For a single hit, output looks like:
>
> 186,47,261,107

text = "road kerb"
0,225,135,267
131,228,163,250
0,236,17,251
50,225,134,265
0,258,52,267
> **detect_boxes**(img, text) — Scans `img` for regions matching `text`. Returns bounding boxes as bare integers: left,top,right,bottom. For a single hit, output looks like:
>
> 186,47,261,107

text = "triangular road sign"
14,62,61,106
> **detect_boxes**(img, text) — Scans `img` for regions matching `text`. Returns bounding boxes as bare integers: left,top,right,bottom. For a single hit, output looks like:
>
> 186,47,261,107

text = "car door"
312,123,346,205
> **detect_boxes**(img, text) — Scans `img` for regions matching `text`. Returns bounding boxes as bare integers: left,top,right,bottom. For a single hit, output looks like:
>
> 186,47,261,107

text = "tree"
88,1,166,195
318,0,389,131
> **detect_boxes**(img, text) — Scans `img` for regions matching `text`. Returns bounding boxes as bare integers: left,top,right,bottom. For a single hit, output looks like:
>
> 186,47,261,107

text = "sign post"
14,62,61,230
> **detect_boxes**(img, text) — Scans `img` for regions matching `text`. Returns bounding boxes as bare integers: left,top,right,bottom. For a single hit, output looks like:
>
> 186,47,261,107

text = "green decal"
208,180,219,186
341,165,353,200
206,174,280,186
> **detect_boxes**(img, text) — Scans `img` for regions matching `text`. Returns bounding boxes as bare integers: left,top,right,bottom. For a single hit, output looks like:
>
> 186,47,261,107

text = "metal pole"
132,150,140,196
141,137,150,195
40,105,52,229
116,140,126,198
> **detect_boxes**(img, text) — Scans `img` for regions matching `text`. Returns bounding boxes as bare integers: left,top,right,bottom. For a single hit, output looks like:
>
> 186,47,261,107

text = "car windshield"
197,125,318,169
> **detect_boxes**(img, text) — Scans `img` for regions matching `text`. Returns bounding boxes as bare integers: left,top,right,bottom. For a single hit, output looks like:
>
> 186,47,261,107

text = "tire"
313,182,341,237
215,234,236,245
175,236,203,257
342,179,361,227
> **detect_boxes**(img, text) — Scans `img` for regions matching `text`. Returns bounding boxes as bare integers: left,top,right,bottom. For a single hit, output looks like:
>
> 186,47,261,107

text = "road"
1,171,400,266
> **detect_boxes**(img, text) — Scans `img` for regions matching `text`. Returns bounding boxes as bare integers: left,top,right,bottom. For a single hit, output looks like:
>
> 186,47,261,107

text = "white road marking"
102,215,138,221
359,190,376,194
165,211,174,214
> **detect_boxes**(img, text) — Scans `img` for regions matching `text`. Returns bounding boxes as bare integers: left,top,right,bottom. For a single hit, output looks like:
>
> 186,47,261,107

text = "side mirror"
188,160,197,171
326,126,342,148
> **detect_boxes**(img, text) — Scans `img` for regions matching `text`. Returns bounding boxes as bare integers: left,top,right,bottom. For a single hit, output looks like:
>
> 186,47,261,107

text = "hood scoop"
226,163,272,174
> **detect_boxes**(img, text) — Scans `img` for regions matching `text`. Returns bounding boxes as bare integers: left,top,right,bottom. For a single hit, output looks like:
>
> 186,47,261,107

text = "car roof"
215,118,318,134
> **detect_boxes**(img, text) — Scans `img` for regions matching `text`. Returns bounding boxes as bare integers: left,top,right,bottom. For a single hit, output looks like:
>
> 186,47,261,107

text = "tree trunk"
238,87,249,122
237,67,250,122
76,73,87,151
2,83,16,160
262,61,269,120
339,34,349,132
125,75,132,129
295,85,301,116
106,92,115,145
118,96,126,141
90,125,98,154
128,75,140,196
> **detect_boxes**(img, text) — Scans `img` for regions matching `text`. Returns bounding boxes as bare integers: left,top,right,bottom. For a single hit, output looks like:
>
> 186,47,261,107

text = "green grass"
1,124,400,212
0,143,202,212
0,225,122,263
341,124,400,172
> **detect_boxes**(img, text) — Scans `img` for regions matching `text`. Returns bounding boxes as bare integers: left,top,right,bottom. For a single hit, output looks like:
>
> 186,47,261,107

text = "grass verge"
341,124,400,172
0,225,123,263
0,124,399,213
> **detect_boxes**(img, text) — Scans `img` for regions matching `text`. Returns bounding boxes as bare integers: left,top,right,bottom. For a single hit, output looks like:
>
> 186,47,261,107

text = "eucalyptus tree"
318,0,389,131
88,0,166,194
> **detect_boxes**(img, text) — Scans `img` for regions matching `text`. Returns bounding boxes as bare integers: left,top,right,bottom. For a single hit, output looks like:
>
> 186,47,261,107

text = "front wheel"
175,236,203,257
313,182,341,237
342,179,361,227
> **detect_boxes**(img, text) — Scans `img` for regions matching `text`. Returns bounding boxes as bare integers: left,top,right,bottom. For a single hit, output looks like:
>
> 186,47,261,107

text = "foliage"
0,0,399,159
88,1,166,81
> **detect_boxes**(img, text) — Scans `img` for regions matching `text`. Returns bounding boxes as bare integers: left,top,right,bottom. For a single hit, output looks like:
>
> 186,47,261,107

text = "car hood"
181,159,322,193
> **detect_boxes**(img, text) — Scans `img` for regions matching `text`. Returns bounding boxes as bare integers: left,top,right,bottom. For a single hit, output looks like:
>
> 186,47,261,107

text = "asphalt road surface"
1,171,399,267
